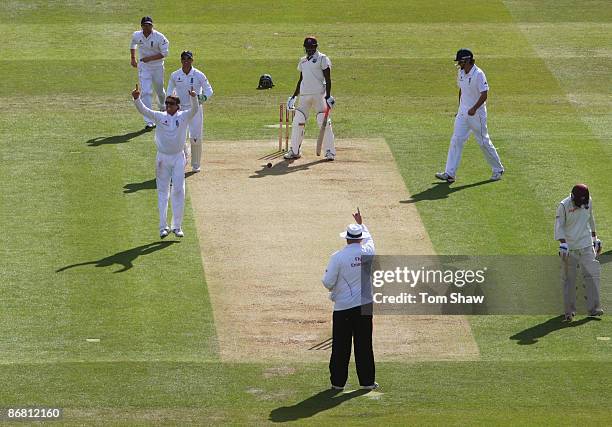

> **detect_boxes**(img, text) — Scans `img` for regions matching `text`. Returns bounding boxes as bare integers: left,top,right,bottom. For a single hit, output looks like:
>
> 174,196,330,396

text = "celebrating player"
132,84,199,238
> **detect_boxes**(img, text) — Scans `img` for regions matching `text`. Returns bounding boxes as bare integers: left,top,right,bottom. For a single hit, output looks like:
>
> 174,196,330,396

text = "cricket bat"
316,106,330,156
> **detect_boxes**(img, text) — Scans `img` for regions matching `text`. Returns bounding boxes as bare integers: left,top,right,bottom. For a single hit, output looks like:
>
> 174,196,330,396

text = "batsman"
285,36,336,161
555,184,603,321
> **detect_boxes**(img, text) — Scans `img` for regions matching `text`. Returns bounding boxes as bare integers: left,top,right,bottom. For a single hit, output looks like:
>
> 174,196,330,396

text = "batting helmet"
571,184,590,208
455,48,474,62
257,74,274,90
303,36,318,48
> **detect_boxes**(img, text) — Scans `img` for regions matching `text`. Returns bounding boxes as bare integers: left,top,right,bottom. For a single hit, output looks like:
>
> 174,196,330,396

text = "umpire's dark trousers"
329,304,375,387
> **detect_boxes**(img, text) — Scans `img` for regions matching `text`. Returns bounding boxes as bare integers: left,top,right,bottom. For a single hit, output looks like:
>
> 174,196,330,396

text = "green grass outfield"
1,0,611,424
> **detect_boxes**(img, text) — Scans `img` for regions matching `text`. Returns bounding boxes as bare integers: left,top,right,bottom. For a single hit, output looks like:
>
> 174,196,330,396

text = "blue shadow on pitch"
510,315,600,345
86,128,149,146
269,388,368,422
401,179,493,204
55,241,180,273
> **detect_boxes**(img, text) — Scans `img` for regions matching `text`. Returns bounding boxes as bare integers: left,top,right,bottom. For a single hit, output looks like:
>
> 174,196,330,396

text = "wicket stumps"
278,103,295,151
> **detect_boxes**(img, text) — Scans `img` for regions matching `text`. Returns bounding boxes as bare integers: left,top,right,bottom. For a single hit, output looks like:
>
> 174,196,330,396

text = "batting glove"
197,94,208,104
326,95,335,109
559,243,570,258
287,96,296,110
593,238,602,255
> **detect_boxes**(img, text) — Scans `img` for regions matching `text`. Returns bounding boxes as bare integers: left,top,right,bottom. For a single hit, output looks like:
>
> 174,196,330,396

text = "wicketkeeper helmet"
257,74,274,90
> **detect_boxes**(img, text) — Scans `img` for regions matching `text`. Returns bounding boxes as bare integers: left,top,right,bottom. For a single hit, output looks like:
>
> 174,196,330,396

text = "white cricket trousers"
444,111,504,177
290,94,335,155
138,65,166,124
187,108,204,168
561,246,601,315
156,151,186,230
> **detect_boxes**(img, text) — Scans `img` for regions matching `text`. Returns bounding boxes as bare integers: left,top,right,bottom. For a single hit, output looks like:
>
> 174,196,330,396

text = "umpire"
322,209,378,391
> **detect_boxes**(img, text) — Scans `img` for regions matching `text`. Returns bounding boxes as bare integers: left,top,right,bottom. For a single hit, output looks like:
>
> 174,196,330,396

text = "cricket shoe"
490,170,504,181
172,228,184,238
192,164,201,173
160,226,170,239
145,123,156,130
325,150,335,161
360,382,379,390
330,385,344,391
563,312,575,322
283,148,301,160
435,172,455,183
588,309,604,317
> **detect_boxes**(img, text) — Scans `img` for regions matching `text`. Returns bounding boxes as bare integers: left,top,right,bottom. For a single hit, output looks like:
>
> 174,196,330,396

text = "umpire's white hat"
340,224,370,240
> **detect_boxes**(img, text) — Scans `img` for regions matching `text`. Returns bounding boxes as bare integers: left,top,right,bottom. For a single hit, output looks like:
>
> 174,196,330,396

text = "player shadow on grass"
509,315,600,345
269,388,369,422
250,159,329,178
86,129,149,146
599,250,612,265
123,172,198,193
55,241,179,273
400,180,493,203
124,178,156,193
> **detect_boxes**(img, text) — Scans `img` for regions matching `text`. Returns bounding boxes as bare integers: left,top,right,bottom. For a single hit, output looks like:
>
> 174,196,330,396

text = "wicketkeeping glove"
197,94,208,104
593,238,602,255
326,95,335,109
287,96,296,110
559,242,569,258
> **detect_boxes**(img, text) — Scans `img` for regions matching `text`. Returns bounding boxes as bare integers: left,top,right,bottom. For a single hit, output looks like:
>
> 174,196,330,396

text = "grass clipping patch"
190,139,479,362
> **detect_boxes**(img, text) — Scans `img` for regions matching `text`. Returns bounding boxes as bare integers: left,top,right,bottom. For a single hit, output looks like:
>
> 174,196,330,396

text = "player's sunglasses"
165,101,177,106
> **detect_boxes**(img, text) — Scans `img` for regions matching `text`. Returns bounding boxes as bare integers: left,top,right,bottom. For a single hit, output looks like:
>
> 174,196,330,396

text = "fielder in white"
436,49,504,184
555,184,603,322
132,84,199,238
130,16,169,129
285,36,336,161
167,50,214,173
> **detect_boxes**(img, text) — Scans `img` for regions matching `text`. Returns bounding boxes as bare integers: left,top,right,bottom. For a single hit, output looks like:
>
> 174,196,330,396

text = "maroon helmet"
303,36,318,56
571,183,590,208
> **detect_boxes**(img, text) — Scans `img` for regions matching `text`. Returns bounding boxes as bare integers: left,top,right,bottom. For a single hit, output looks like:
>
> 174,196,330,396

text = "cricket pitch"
189,139,480,362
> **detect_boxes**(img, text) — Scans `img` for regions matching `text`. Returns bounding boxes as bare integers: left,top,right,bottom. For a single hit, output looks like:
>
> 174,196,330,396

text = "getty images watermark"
360,255,611,315
372,265,487,305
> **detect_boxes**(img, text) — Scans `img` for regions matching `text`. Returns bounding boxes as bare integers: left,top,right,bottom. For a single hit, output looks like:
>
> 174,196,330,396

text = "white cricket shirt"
133,96,198,154
130,29,169,68
298,51,331,95
457,64,489,114
322,225,375,311
167,66,214,107
555,196,596,250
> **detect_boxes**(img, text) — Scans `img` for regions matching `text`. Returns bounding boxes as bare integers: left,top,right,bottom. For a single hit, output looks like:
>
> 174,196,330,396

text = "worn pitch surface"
190,139,480,361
